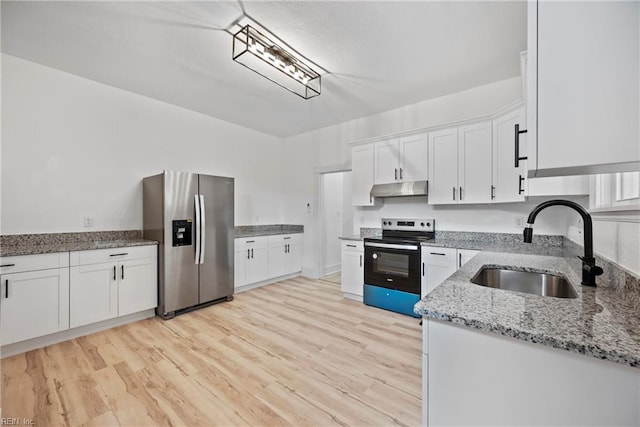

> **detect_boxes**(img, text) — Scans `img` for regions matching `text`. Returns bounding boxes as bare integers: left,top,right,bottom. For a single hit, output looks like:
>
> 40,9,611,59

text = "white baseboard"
234,272,301,293
1,309,156,358
343,293,363,302
323,264,341,276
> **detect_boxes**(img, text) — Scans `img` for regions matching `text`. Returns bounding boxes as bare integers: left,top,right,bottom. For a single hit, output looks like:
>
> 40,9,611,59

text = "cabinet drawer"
0,252,69,274
70,245,154,266
235,236,268,250
341,240,364,252
268,233,302,247
423,247,457,265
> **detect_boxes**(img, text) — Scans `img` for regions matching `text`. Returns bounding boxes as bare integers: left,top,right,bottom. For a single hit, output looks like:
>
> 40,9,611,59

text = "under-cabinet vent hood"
370,181,428,198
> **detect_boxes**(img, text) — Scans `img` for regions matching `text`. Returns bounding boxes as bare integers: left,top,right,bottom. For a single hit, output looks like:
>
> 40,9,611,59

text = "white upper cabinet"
429,128,459,204
527,0,640,177
351,144,382,206
492,107,527,203
399,134,429,182
458,122,493,204
373,134,428,185
374,139,400,184
429,123,492,204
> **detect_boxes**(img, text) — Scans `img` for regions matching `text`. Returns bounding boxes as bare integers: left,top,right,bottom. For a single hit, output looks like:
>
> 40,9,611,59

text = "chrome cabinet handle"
514,123,528,168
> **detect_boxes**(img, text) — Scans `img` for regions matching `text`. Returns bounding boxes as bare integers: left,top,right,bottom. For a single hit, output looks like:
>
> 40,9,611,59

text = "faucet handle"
578,256,604,276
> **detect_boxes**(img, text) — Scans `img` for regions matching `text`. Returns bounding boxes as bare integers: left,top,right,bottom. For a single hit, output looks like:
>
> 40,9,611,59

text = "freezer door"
198,174,234,303
162,171,199,313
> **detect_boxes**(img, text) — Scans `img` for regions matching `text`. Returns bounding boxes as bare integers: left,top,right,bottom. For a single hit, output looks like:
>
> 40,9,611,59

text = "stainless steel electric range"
363,218,435,318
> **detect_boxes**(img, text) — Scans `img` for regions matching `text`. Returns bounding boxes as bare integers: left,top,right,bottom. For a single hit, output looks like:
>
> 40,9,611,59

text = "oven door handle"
364,242,419,251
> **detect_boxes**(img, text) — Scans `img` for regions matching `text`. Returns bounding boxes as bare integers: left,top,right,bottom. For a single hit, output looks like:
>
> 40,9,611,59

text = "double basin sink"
470,266,578,299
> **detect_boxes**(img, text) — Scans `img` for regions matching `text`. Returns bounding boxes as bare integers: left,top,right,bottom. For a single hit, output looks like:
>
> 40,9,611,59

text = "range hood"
369,180,428,198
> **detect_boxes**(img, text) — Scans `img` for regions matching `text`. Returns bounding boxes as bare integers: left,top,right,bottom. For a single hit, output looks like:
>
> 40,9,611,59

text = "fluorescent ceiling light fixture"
232,24,321,99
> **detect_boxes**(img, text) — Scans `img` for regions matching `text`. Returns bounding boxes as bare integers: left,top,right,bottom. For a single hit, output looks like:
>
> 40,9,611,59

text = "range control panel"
172,219,193,247
381,218,435,232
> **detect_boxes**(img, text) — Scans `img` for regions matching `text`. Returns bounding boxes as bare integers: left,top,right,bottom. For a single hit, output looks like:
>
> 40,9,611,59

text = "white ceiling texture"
1,1,527,137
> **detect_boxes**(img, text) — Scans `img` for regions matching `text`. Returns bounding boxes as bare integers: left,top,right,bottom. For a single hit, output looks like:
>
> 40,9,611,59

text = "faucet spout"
523,199,602,287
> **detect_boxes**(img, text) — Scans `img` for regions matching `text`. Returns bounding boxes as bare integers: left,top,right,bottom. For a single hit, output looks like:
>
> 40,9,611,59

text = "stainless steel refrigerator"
143,171,234,319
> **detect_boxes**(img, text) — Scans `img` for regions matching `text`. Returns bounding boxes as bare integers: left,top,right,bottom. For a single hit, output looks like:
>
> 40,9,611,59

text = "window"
590,171,640,216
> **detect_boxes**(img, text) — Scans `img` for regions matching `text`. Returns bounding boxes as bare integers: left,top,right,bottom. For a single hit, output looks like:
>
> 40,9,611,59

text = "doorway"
318,170,353,284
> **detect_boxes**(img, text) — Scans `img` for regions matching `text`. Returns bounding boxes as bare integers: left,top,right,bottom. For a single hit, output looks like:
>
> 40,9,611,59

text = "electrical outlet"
515,216,525,228
83,217,94,228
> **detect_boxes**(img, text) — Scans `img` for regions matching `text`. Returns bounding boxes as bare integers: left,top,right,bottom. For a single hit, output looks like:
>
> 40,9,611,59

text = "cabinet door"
528,1,639,176
493,107,526,203
459,122,493,204
424,247,457,294
285,243,303,275
374,139,400,184
269,243,287,278
352,144,380,206
457,249,480,269
247,247,269,284
118,258,157,317
400,133,428,182
428,128,459,204
70,263,118,328
341,250,363,297
1,269,69,345
234,249,248,288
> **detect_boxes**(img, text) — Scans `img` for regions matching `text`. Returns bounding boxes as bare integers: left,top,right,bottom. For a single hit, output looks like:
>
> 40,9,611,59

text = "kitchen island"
415,251,640,426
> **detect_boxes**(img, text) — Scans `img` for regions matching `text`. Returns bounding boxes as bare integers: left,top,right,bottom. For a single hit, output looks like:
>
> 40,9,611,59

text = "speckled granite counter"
235,224,303,238
414,251,640,369
0,230,157,257
421,237,565,257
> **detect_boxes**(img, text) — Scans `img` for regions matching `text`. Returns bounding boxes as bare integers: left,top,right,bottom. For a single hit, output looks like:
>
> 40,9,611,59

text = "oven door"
364,241,421,294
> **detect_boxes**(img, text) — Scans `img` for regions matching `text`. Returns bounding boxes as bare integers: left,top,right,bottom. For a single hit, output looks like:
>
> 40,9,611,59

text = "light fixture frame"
232,24,321,99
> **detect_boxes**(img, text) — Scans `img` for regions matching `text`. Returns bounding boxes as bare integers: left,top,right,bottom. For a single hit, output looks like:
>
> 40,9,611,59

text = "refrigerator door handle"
199,194,206,264
194,193,201,265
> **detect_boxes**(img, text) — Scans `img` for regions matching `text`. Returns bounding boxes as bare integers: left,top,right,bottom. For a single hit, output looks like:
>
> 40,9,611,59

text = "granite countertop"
339,235,364,241
414,251,640,369
235,224,303,238
1,239,157,257
421,238,565,257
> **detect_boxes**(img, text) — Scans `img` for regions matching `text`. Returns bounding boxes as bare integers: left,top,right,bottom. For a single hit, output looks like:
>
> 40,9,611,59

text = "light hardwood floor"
1,277,422,426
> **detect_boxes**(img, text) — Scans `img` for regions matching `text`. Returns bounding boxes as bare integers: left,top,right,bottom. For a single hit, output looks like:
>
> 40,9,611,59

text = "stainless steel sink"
470,266,578,299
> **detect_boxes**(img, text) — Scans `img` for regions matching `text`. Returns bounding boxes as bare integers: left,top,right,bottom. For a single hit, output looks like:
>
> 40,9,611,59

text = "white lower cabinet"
422,247,480,297
268,234,303,278
234,237,269,288
1,265,70,345
340,241,364,299
425,319,640,426
69,245,157,328
235,234,303,289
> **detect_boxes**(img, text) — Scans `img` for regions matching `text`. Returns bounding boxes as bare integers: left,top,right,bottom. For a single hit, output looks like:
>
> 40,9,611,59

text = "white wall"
281,77,577,274
1,54,284,234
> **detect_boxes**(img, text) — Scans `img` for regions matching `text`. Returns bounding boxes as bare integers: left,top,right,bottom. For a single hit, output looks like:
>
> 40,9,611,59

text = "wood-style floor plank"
2,277,422,426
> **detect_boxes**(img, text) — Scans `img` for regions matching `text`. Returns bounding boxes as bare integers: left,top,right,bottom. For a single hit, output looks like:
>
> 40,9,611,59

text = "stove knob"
383,221,387,226
427,222,431,227
421,222,425,227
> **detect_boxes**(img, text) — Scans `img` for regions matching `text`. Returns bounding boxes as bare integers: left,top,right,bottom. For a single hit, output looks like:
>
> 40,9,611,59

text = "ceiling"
1,1,527,137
